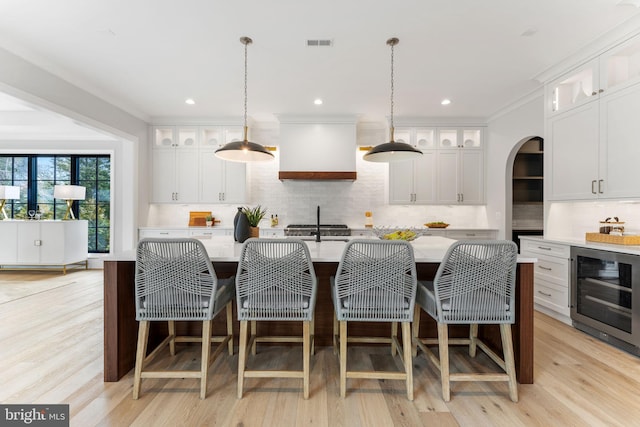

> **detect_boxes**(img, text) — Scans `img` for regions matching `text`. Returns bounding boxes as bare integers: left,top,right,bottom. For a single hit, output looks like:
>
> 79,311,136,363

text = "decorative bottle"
365,211,373,228
233,207,243,242
235,211,251,243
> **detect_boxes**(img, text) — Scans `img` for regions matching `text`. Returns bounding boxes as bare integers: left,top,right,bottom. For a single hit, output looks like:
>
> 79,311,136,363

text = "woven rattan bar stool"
132,238,235,399
412,240,519,402
331,239,417,400
235,238,317,399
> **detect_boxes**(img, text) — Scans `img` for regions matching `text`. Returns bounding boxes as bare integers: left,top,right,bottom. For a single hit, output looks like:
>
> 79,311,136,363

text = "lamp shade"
215,139,274,162
53,185,86,200
0,185,20,199
363,141,423,162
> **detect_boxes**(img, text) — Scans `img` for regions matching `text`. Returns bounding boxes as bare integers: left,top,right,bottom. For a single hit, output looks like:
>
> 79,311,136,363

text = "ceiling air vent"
306,39,333,47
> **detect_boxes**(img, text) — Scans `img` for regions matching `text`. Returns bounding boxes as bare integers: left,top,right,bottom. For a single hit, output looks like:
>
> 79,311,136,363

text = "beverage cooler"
571,246,640,356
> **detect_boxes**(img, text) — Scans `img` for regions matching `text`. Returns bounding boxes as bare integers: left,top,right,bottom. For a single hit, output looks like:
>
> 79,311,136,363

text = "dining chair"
331,239,417,400
412,240,519,402
235,238,317,399
132,238,235,399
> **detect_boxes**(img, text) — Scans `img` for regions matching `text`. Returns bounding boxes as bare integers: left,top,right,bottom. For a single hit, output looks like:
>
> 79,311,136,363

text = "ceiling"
0,0,639,134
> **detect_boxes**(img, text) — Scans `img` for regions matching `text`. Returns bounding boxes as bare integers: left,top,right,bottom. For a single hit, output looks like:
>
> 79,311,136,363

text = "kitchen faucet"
311,205,321,242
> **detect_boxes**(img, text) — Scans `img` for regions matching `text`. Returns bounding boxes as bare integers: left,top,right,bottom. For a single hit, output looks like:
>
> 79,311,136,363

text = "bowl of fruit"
372,227,424,241
424,221,449,229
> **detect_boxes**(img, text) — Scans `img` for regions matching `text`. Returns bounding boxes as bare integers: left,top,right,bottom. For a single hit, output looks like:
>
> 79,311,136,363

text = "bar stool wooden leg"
200,320,212,399
412,306,421,357
500,324,518,402
226,302,234,355
391,321,398,356
339,320,347,398
133,320,149,400
469,323,478,357
250,320,257,355
437,322,451,402
333,315,339,355
402,321,414,401
168,320,176,356
310,316,315,356
237,320,248,399
303,320,310,399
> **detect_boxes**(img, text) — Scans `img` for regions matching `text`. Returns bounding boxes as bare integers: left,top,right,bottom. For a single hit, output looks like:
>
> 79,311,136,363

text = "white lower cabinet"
0,220,88,269
138,229,189,239
445,229,496,240
520,238,571,323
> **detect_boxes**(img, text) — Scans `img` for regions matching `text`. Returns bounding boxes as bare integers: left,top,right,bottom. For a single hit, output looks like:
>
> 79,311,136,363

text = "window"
0,154,111,253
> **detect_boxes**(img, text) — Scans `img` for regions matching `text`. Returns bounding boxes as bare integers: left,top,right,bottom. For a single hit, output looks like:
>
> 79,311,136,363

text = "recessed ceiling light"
185,98,195,105
618,0,640,7
441,99,451,105
314,98,323,105
520,28,538,37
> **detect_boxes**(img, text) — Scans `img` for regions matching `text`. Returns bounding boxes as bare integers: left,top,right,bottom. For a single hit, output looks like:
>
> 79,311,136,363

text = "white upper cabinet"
547,33,640,116
151,126,200,203
199,126,247,203
389,127,484,205
151,125,247,204
546,33,640,201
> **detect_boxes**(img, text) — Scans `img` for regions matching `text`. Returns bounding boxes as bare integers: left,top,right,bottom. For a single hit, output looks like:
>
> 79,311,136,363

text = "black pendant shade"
363,139,423,162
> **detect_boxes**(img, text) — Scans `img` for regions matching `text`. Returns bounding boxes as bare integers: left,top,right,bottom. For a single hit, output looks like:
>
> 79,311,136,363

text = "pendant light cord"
390,40,394,131
244,39,248,138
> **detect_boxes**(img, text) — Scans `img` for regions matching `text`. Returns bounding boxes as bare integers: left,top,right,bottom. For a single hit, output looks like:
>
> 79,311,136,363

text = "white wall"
486,93,545,239
0,46,148,261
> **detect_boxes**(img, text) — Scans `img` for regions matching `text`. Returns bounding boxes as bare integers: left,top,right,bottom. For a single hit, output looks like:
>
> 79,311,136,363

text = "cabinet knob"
598,89,604,93
591,91,598,96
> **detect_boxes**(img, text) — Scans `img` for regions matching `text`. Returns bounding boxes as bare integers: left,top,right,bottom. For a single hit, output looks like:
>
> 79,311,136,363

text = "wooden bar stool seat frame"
331,239,418,400
412,240,519,402
132,238,235,400
235,239,318,399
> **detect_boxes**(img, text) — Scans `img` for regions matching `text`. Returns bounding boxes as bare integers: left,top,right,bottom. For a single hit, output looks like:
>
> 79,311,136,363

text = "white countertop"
519,235,640,256
193,235,535,263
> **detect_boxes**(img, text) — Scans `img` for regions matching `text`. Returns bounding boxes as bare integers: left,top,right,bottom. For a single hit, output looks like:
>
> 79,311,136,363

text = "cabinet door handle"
538,265,552,271
461,193,464,202
598,89,604,94
466,233,476,237
591,91,598,96
537,246,552,251
537,290,552,297
159,232,169,235
591,180,597,194
598,179,604,194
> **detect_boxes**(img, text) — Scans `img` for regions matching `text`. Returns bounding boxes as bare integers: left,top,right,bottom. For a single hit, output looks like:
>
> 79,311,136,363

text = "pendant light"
363,38,423,162
215,37,274,162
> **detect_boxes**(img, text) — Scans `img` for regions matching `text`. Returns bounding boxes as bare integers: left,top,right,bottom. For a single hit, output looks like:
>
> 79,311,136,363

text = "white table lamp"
0,185,20,220
53,185,86,220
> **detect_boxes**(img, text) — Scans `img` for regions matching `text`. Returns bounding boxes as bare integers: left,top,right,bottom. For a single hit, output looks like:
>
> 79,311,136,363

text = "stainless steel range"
284,224,351,237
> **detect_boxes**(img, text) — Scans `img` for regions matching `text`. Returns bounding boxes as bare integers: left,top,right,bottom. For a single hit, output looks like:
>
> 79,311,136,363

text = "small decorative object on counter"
270,214,279,227
365,211,373,228
243,205,267,239
205,215,213,227
599,217,624,234
424,221,449,228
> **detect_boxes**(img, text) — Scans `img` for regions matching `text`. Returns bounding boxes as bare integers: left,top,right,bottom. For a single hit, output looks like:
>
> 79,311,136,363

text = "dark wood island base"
104,260,534,384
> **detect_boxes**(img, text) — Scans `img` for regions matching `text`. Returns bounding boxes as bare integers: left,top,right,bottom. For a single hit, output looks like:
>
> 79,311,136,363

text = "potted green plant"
205,214,213,227
242,205,267,237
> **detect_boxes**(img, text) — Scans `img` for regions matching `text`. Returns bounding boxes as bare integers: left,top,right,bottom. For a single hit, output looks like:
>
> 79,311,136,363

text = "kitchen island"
104,236,535,384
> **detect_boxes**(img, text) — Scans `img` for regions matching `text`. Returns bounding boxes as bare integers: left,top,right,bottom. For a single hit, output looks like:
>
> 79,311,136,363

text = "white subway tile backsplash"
146,149,489,229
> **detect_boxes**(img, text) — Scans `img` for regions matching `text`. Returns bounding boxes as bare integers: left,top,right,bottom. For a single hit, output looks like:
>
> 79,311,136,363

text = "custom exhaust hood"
277,117,357,180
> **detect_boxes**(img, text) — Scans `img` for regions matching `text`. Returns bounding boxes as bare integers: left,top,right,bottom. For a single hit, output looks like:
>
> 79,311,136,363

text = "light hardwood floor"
1,270,639,426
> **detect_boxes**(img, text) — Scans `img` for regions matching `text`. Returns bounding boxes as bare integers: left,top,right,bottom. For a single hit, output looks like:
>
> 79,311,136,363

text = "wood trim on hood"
278,171,357,180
